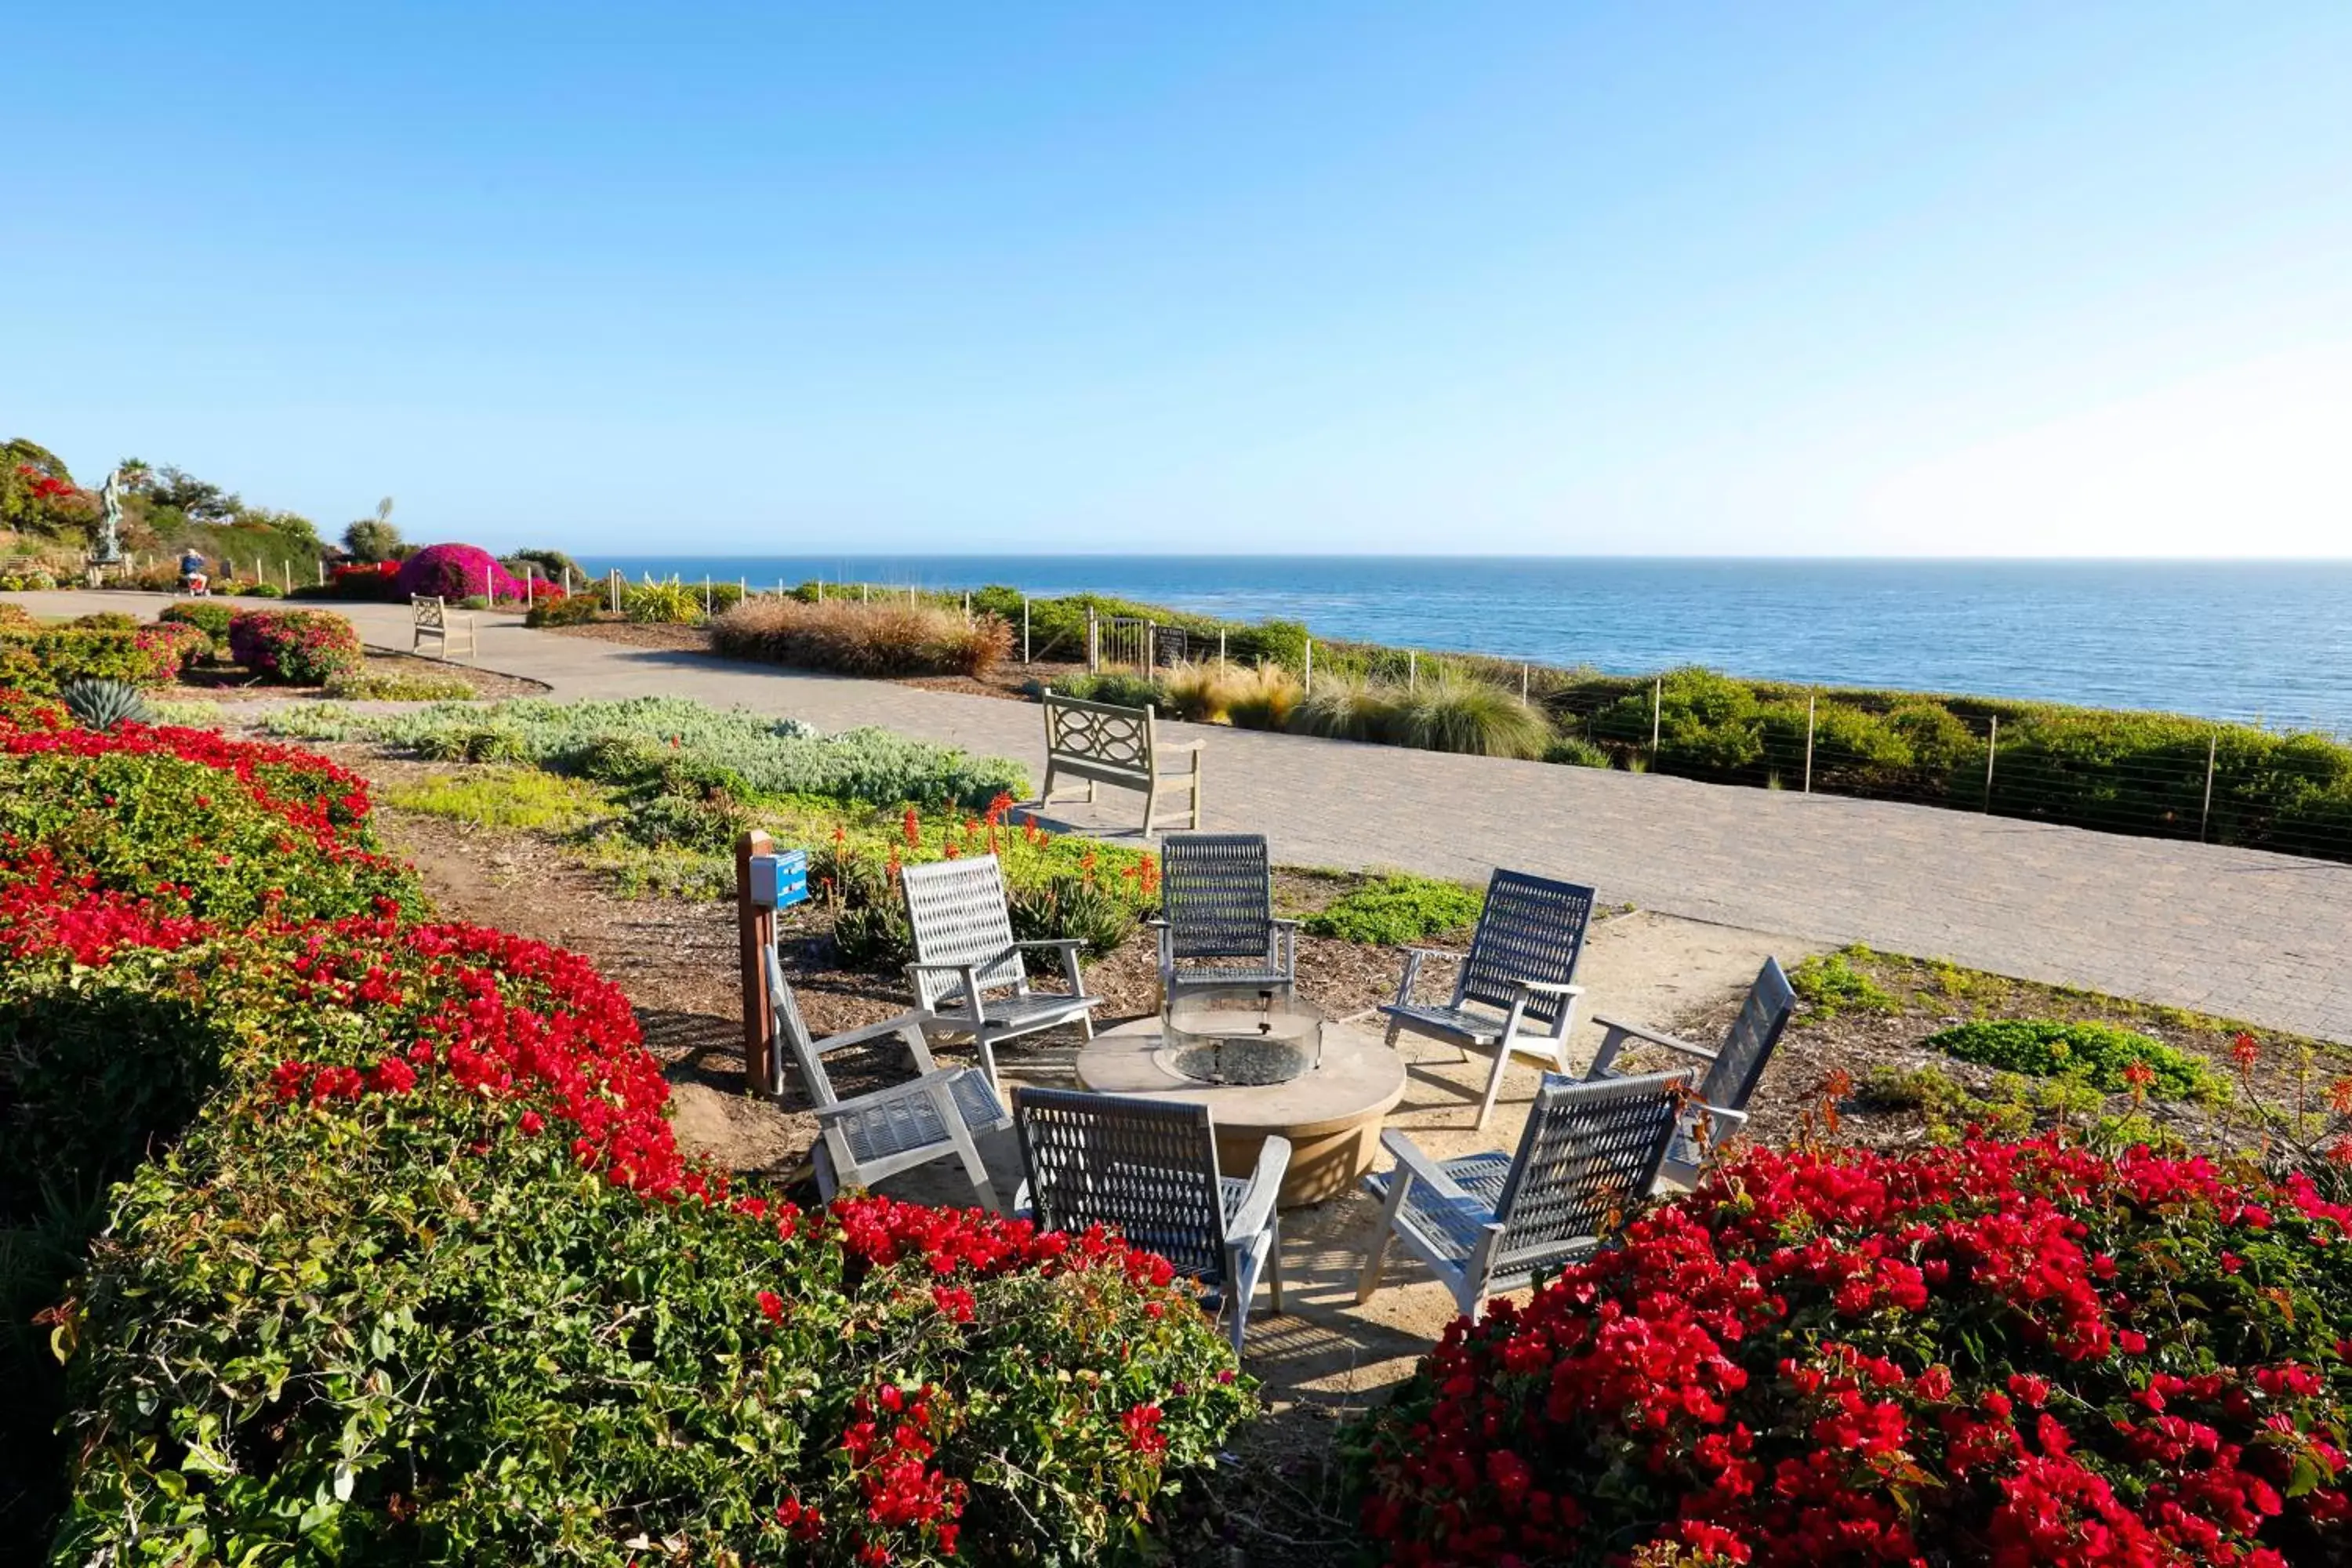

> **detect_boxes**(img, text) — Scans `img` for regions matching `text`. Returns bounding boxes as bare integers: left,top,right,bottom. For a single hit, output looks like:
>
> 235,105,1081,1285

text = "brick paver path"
24,591,2351,1043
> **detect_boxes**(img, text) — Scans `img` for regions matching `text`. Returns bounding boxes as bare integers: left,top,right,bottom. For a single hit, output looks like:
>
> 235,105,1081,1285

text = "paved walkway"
20,590,2352,1043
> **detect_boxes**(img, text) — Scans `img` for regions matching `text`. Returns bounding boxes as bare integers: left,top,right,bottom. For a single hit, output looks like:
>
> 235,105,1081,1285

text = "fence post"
1650,677,1662,757
2201,732,2218,842
1520,662,1528,702
1218,628,1227,668
1087,610,1099,672
703,577,713,616
861,583,869,604
1803,691,1816,794
282,558,291,591
963,590,971,622
1022,596,1031,664
1305,637,1314,696
317,559,325,587
1984,716,1999,811
1408,650,1417,691
1144,620,1156,674
735,829,775,1095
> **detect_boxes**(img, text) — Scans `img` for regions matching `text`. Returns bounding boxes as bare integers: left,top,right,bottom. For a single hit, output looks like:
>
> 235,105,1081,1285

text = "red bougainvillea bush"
227,605,366,684
1348,1138,2352,1567
0,692,1254,1563
393,540,524,602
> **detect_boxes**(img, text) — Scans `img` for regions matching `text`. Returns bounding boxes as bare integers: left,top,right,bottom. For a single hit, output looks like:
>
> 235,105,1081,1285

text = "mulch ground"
172,651,546,702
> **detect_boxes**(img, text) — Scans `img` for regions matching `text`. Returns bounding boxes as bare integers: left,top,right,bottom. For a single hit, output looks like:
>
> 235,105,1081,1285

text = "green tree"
1,439,88,538
234,506,321,546
506,546,583,585
343,498,402,562
148,466,241,523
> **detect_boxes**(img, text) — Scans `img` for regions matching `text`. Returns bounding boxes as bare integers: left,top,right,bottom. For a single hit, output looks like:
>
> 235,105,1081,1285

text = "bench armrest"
1153,739,1206,754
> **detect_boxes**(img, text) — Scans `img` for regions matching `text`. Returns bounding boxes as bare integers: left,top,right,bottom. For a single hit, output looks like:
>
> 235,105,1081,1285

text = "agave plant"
58,678,153,732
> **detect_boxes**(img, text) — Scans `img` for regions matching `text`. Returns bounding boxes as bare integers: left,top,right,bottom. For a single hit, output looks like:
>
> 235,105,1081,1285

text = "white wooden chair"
1150,833,1297,1004
764,946,1009,1207
1588,957,1795,1189
1356,1068,1692,1321
1013,1086,1288,1355
1377,869,1597,1130
901,855,1102,1093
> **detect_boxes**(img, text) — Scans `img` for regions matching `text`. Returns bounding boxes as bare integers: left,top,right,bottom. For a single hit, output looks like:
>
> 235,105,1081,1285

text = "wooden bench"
411,595,478,661
1040,689,1203,835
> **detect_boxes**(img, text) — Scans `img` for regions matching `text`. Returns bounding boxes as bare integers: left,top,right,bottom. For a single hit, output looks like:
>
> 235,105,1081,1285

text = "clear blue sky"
9,3,2350,556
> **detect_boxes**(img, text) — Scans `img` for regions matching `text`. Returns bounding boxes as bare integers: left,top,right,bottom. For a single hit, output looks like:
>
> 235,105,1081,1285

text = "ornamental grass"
714,596,1013,678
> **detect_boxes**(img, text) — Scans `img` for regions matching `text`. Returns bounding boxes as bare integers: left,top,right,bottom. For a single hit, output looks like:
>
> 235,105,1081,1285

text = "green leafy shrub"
1926,1018,2227,1099
716,597,1014,677
525,589,605,626
1788,946,1900,1018
1544,733,1611,767
1051,670,1167,709
0,602,37,630
1302,873,1484,944
158,599,235,652
0,626,185,691
68,611,137,630
1011,873,1140,958
227,608,365,684
244,580,285,598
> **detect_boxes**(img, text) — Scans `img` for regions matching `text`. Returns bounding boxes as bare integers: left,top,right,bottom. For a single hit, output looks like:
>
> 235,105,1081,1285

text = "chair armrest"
1391,946,1454,1007
1512,980,1584,997
1377,1128,1472,1204
808,1011,931,1056
1269,916,1303,931
1225,1135,1292,1244
814,1067,979,1122
1011,939,1086,953
907,956,1011,975
1592,1015,1719,1063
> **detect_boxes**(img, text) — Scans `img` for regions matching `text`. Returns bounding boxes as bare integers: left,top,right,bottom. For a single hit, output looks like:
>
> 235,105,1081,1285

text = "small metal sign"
749,850,809,910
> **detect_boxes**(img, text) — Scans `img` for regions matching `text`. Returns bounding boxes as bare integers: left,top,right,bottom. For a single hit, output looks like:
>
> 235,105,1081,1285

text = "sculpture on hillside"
89,467,127,566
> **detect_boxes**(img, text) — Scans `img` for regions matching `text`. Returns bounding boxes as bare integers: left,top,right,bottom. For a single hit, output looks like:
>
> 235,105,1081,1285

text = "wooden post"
1803,691,1816,794
1218,628,1226,668
2200,731,2218,842
704,576,713,616
1305,637,1314,696
1087,610,1099,672
1520,662,1528,702
1408,650,1417,691
963,589,971,622
1984,716,1999,811
609,569,622,613
1022,596,1031,664
524,562,535,604
1650,677,1662,756
1144,619,1156,674
736,829,775,1095
861,582,869,603
317,559,325,587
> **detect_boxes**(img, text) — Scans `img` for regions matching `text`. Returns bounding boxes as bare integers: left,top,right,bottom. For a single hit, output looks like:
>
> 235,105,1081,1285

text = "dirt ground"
173,649,546,701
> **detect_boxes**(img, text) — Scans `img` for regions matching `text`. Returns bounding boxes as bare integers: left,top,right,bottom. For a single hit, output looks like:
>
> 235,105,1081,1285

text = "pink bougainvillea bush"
1348,1136,2352,1568
0,692,1254,1563
227,607,365,684
392,542,524,602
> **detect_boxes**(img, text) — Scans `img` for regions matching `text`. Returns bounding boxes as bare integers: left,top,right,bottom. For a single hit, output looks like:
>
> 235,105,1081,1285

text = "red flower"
757,1290,784,1324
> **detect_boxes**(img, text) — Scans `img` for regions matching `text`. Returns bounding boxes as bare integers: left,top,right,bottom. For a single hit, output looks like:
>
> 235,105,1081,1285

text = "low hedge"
1302,873,1484,944
1,693,1253,1562
1348,1137,2352,1566
158,598,237,650
1926,1017,2228,1100
228,607,365,684
0,624,193,691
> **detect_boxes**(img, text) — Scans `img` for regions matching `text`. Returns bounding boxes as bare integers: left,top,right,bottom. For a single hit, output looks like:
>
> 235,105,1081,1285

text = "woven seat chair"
1150,833,1298,1004
1012,1086,1289,1355
902,855,1102,1093
1377,868,1598,1131
1586,956,1795,1189
1356,1067,1693,1321
764,947,1010,1207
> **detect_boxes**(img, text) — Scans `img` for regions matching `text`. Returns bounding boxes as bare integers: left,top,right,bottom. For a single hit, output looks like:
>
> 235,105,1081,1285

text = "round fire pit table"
1074,1014,1407,1208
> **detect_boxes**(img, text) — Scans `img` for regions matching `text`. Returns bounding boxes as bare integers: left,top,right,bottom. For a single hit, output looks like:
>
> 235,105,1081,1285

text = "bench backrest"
413,595,447,628
1041,691,1156,775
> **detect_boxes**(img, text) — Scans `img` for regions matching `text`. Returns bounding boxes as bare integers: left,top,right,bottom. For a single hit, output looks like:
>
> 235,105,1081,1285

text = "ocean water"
579,555,2352,735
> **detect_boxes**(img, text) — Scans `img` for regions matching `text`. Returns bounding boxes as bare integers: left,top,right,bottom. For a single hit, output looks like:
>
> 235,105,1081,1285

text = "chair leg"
975,1032,1002,1096
1356,1176,1414,1304
1383,1018,1402,1050
1473,1042,1514,1131
1268,1217,1284,1314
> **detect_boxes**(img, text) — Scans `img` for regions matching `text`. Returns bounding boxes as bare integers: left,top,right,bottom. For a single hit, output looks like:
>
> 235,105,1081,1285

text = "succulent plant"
58,677,153,731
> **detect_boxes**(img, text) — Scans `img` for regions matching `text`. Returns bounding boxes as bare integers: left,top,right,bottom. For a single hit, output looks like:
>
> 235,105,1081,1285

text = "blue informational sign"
749,850,810,911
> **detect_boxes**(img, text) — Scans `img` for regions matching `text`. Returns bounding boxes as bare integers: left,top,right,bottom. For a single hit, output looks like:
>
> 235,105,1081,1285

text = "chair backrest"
1701,957,1797,1113
901,855,1024,1009
1160,833,1273,961
1013,1087,1229,1284
1492,1069,1691,1270
761,945,835,1105
413,595,445,629
1042,691,1156,772
1454,869,1596,1029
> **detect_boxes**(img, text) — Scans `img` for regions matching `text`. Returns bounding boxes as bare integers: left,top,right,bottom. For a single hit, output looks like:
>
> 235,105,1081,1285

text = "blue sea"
579,556,2352,735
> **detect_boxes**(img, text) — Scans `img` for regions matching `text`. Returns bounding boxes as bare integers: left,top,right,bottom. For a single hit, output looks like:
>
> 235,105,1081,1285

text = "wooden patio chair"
1586,956,1795,1189
1150,833,1298,1004
1377,869,1598,1130
1012,1086,1289,1355
901,855,1102,1093
764,946,1010,1207
1355,1067,1693,1321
